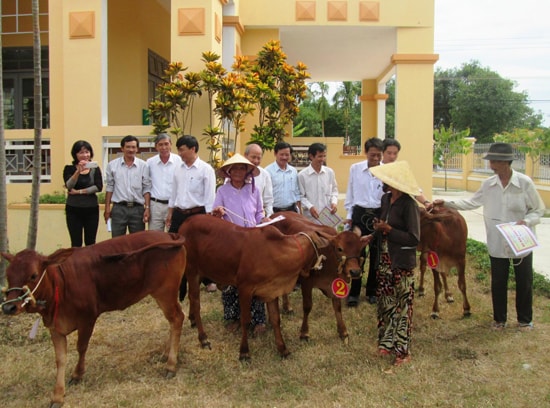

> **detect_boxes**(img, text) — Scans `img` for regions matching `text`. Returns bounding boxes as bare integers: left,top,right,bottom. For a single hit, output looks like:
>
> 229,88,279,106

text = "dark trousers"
65,205,99,247
490,253,533,324
349,206,381,298
169,208,212,301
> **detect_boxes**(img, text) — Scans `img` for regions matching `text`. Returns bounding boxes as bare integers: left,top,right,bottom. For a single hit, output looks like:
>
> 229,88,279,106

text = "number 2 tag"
331,278,349,298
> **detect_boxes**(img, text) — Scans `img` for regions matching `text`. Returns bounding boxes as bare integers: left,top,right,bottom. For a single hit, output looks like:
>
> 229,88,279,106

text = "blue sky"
435,0,550,126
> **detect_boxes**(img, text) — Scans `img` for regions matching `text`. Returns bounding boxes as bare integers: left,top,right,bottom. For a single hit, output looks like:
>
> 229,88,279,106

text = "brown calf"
178,215,331,361
271,211,365,342
418,207,471,318
1,231,186,407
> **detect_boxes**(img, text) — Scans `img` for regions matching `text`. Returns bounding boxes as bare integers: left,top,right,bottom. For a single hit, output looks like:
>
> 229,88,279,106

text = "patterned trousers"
376,250,415,358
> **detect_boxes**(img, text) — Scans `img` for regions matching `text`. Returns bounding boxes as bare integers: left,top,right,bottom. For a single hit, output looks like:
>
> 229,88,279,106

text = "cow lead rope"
297,232,326,270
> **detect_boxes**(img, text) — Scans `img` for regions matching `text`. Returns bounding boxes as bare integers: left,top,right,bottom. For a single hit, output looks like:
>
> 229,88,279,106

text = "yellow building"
3,0,437,251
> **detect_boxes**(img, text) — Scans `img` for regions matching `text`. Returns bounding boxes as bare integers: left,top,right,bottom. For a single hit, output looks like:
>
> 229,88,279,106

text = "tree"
494,128,550,178
27,0,43,250
0,0,7,285
332,81,360,145
384,78,395,139
433,126,472,191
316,82,330,137
248,40,310,151
434,61,542,142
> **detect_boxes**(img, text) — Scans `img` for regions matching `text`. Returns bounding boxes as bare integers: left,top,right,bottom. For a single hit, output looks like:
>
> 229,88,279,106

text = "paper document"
496,222,539,257
256,215,286,228
316,207,343,228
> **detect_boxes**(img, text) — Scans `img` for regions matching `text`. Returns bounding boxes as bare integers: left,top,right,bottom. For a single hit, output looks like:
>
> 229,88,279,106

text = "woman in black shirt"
63,140,103,247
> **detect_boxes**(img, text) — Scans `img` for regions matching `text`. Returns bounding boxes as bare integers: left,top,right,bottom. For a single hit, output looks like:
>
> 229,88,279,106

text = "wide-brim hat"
369,161,421,196
217,153,260,178
483,142,514,161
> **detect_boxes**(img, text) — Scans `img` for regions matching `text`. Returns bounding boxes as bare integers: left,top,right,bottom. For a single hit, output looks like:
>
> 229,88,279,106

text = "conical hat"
369,161,420,196
217,153,260,178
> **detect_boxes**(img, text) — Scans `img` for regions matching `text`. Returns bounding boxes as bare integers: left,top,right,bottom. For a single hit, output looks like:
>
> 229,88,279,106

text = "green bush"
27,191,106,205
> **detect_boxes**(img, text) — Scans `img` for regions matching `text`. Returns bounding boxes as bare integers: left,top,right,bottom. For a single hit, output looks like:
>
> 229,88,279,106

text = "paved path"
432,190,550,281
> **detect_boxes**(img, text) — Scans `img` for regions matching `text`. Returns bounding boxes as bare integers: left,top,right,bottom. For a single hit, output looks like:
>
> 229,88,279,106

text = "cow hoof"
299,334,310,342
463,311,472,318
164,369,176,379
430,313,440,320
68,377,81,386
446,296,455,303
341,335,349,346
280,350,291,359
201,340,212,350
190,321,197,328
239,355,251,362
49,402,63,408
282,308,294,315
418,290,425,297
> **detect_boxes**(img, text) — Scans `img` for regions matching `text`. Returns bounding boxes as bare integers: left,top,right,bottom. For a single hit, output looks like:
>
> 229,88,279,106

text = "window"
5,139,51,183
3,47,50,129
148,49,169,102
1,0,49,35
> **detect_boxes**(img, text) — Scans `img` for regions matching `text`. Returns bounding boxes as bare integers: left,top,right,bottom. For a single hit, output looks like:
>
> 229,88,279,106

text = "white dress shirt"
256,166,274,217
298,164,338,220
169,157,215,212
344,160,384,219
446,170,545,258
147,153,182,201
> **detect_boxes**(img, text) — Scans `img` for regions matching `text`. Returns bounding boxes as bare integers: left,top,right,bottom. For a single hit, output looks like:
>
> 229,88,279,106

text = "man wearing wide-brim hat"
364,161,421,367
433,142,545,331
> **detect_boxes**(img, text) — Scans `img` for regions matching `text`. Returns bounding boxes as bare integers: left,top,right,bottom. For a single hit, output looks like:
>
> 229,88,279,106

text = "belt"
355,205,380,212
175,206,205,215
114,201,143,208
274,205,297,213
151,197,169,204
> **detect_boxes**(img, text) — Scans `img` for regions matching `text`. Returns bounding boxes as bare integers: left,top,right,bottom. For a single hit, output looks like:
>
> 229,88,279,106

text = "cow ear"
47,248,74,266
312,231,331,248
352,226,362,237
1,252,15,263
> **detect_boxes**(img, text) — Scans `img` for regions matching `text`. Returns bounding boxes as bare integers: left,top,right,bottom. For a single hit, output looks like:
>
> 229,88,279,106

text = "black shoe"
347,296,359,307
368,296,377,304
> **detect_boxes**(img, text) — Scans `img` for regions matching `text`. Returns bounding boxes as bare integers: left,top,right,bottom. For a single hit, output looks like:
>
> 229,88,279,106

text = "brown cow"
178,214,332,361
418,207,471,318
1,231,186,408
271,212,365,343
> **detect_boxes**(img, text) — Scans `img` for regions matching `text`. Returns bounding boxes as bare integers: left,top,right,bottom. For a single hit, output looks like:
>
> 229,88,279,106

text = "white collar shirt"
256,166,274,217
169,157,216,212
344,160,384,219
298,164,339,217
446,169,545,258
147,153,182,201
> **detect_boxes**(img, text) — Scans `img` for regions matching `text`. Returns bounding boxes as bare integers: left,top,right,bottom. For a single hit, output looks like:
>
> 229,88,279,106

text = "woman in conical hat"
212,153,268,335
365,161,421,367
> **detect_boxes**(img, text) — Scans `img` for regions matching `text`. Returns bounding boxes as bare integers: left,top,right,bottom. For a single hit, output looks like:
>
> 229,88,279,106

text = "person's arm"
104,191,113,222
204,166,216,213
329,169,339,214
298,172,315,216
523,182,545,227
263,173,274,217
343,165,355,223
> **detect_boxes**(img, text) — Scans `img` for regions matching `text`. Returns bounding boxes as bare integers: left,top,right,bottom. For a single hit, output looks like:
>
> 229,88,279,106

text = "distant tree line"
293,60,547,145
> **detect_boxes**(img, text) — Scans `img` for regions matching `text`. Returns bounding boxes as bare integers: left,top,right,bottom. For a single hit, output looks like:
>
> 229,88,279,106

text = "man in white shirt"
167,135,216,299
344,137,384,306
146,133,182,231
104,135,151,237
244,143,274,217
298,142,338,223
266,141,301,214
434,142,545,331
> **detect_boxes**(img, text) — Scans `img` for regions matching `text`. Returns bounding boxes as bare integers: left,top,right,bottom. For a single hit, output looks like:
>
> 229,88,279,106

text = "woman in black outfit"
63,140,103,247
